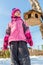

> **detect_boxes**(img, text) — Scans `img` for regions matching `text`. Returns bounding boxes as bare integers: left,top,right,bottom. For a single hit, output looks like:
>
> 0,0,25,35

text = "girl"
3,8,33,65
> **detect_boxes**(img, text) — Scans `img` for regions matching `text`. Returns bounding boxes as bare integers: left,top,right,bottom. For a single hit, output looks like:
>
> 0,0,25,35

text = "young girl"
3,8,33,65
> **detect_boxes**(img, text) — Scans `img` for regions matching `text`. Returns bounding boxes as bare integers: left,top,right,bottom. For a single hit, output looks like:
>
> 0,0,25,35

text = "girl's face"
14,11,21,17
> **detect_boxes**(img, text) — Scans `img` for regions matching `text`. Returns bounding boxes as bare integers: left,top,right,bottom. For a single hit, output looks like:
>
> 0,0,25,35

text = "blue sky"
0,0,43,50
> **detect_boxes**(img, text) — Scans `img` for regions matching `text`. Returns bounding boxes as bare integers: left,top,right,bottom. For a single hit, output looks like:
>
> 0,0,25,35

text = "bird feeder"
24,9,42,26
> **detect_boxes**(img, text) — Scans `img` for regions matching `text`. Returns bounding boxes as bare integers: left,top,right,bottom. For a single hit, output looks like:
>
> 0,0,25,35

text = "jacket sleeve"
22,21,33,46
3,23,11,50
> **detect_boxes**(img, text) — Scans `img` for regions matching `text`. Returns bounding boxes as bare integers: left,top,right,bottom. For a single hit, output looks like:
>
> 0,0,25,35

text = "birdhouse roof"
24,9,42,15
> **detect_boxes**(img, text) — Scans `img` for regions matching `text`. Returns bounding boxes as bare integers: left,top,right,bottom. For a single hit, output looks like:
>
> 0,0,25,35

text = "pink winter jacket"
8,17,26,43
3,17,33,50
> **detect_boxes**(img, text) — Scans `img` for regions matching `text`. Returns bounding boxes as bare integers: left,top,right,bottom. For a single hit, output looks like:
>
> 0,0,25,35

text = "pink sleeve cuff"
4,35,9,42
25,32,33,46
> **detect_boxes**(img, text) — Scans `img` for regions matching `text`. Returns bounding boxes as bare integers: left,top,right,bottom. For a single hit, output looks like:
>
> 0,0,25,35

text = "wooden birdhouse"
24,10,42,26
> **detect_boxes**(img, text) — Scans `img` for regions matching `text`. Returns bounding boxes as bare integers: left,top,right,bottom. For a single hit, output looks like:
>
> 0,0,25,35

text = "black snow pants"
10,41,31,65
